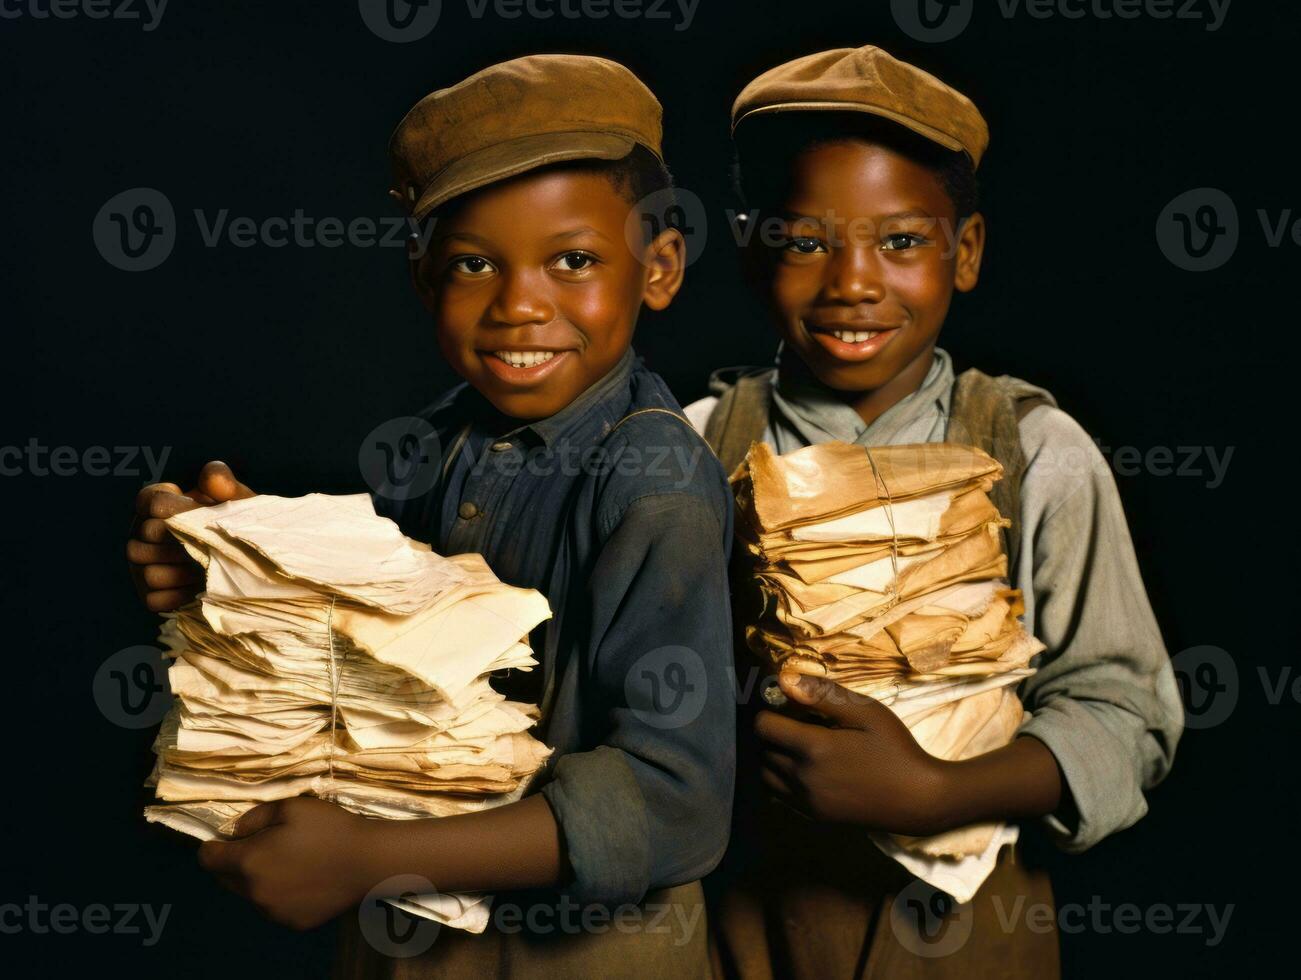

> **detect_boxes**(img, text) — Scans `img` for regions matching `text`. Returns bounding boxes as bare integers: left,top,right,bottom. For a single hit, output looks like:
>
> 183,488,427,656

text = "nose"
822,245,886,305
486,267,555,327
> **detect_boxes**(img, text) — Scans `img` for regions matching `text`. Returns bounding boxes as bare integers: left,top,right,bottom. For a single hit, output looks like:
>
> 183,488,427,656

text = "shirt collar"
771,344,955,446
463,347,637,449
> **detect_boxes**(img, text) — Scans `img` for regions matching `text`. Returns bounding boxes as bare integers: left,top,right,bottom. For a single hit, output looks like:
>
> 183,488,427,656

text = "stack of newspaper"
733,442,1044,901
142,493,553,930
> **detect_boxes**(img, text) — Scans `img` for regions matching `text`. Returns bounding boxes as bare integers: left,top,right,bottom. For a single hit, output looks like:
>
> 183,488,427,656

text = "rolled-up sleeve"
540,490,736,906
1015,408,1183,852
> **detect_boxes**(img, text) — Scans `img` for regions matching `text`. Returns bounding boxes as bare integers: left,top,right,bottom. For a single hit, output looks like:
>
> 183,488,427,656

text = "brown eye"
451,255,494,276
881,233,927,251
554,251,596,271
783,237,826,255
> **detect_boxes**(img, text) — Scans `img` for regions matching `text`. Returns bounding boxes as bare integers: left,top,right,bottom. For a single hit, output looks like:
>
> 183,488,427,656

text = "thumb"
230,800,283,839
197,460,256,503
779,671,885,729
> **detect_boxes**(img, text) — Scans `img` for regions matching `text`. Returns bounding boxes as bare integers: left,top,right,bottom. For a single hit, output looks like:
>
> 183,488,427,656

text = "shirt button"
490,441,513,452
458,502,479,520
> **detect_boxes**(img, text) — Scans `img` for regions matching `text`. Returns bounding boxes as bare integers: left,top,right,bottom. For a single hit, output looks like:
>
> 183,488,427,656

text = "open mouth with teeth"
827,329,880,343
479,348,572,384
804,323,901,363
492,350,557,368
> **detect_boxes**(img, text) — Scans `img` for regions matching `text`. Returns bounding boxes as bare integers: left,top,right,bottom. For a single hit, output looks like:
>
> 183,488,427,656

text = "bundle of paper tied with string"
733,441,1045,863
141,493,553,931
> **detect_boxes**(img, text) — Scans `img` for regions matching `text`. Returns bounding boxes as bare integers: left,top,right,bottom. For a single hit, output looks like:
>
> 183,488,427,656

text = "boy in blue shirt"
129,55,733,977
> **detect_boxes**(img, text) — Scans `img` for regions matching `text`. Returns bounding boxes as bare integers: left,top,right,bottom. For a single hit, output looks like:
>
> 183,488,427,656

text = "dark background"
1,0,1293,976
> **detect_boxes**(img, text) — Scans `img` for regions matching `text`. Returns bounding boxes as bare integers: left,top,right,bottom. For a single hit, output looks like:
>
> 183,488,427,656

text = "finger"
144,587,200,613
136,517,177,544
761,763,796,799
759,749,799,782
198,461,256,503
779,672,884,729
182,487,217,506
126,539,190,565
197,839,244,876
135,483,183,517
232,801,284,839
142,563,203,589
753,709,817,758
147,491,202,520
209,870,248,898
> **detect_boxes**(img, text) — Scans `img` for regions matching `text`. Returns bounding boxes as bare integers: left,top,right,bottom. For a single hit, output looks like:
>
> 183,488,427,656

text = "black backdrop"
2,1,1294,976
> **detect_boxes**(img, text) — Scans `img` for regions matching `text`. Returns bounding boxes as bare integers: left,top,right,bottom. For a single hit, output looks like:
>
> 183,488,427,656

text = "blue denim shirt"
373,349,736,905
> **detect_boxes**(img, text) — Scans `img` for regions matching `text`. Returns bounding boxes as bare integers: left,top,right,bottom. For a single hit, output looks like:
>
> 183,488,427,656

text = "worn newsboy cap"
389,54,663,220
732,46,989,168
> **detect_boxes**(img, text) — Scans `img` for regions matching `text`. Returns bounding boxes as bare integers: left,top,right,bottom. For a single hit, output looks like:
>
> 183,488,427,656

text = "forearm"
927,735,1065,831
354,794,566,896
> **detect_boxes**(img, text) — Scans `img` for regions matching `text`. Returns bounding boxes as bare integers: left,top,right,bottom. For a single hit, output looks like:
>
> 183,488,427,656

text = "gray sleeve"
1013,406,1183,852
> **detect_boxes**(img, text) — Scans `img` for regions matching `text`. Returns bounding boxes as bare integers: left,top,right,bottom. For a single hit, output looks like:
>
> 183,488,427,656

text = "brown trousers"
334,882,711,980
707,801,1060,980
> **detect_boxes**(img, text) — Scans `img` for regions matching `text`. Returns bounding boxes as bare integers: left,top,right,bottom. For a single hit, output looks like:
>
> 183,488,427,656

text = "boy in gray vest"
686,46,1183,978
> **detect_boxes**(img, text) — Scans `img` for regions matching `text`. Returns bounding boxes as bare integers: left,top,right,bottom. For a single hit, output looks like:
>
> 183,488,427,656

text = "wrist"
909,757,965,835
343,814,420,902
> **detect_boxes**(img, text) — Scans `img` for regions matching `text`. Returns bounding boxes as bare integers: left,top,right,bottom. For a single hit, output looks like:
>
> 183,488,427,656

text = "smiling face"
411,165,684,420
753,138,985,422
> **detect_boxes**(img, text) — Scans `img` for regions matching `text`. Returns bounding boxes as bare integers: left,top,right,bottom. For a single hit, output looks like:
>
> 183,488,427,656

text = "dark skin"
748,139,1067,835
128,167,687,930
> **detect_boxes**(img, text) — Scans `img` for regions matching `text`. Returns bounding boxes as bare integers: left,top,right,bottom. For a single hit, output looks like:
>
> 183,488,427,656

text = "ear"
953,211,986,293
640,226,686,312
407,232,438,313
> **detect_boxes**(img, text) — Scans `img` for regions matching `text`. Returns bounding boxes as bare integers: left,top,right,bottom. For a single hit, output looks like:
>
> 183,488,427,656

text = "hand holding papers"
734,442,1044,902
142,493,554,931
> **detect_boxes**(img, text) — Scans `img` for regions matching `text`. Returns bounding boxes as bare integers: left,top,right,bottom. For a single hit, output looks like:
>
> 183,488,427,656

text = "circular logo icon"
1171,644,1237,730
358,0,441,43
888,878,973,958
1156,188,1239,272
92,645,173,728
357,875,442,957
891,0,973,43
359,416,443,501
93,188,176,272
624,646,709,730
624,187,709,269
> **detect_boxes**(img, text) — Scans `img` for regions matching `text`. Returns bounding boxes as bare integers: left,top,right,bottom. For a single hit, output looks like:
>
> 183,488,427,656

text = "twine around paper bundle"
323,595,342,797
861,444,902,609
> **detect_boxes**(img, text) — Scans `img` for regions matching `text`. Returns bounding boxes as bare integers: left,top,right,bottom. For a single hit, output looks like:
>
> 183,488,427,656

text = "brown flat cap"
732,46,989,168
389,54,663,219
